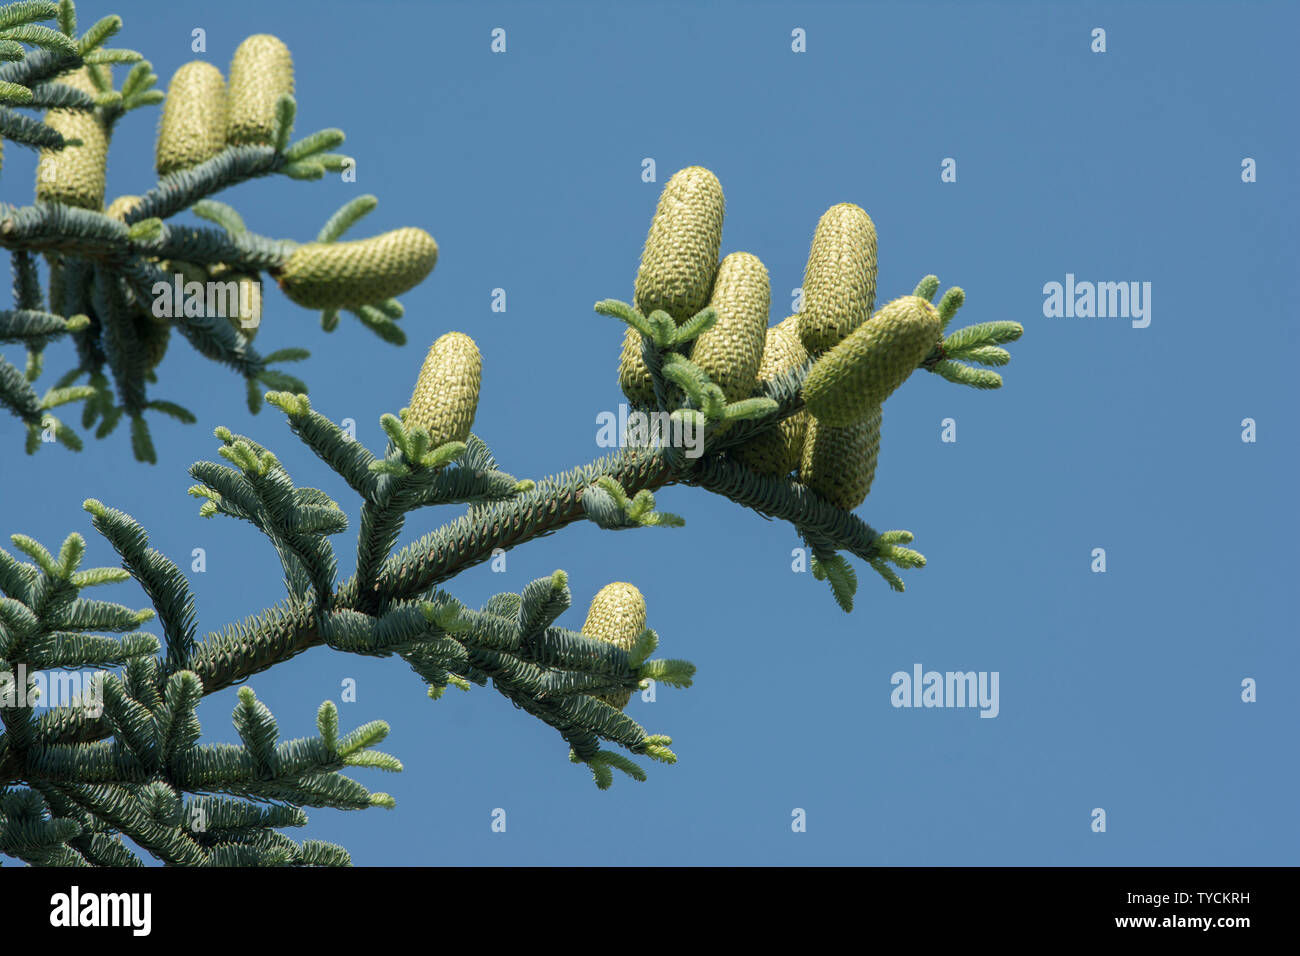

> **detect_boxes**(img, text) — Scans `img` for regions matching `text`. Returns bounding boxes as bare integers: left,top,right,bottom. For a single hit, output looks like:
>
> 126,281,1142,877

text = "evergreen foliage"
0,1,1025,866
0,1,433,461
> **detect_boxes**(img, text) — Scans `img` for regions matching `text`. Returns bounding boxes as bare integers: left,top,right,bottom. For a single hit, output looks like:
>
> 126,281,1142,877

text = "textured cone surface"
580,582,647,710
633,166,724,323
688,252,770,404
797,203,877,355
213,271,262,341
278,228,438,309
157,61,228,175
733,316,809,475
803,295,941,427
618,326,656,407
105,195,141,221
35,69,108,210
799,407,882,511
407,332,482,447
226,34,293,146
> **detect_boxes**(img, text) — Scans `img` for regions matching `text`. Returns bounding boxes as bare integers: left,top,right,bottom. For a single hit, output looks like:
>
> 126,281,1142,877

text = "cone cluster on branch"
2,20,444,461
616,166,949,513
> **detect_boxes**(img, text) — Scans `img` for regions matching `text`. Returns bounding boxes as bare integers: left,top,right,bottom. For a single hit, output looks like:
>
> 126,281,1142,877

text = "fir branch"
82,498,197,673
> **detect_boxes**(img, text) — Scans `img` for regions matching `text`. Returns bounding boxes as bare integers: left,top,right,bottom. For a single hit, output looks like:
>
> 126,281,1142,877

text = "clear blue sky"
2,0,1296,865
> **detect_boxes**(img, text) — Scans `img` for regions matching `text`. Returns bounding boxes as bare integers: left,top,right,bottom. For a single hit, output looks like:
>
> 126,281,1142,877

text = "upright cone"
803,295,941,427
687,251,770,404
797,203,877,355
407,332,482,447
618,326,656,408
732,316,809,475
633,166,725,323
35,68,108,210
799,408,882,512
157,61,228,175
581,582,647,710
226,34,293,146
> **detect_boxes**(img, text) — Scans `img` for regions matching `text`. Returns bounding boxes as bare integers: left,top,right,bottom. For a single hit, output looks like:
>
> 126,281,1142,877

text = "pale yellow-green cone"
580,582,647,710
688,251,769,404
35,68,108,210
105,194,142,221
618,326,656,408
803,295,941,427
799,407,882,512
156,61,228,175
226,34,293,146
407,331,482,447
797,203,877,355
633,166,725,323
276,227,438,309
205,268,262,340
732,316,809,475
229,273,262,340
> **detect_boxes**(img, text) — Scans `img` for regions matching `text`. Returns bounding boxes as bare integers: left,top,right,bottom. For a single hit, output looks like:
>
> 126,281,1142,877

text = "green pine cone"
799,407,882,512
105,195,142,221
407,331,482,447
226,34,293,146
35,68,108,210
217,270,262,341
157,61,228,175
580,581,647,710
797,203,877,355
732,316,808,475
633,166,725,323
688,251,770,404
275,227,438,309
803,295,941,427
618,326,656,408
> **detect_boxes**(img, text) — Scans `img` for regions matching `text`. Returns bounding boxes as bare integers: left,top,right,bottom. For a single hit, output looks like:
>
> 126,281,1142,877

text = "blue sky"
2,0,1296,865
